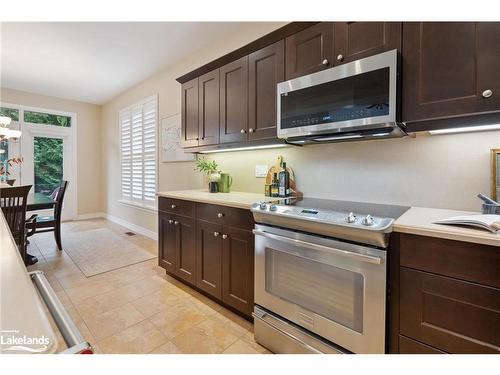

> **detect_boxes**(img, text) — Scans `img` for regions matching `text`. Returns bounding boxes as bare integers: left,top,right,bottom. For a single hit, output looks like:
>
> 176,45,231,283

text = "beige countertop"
394,207,500,247
0,212,58,354
157,189,268,209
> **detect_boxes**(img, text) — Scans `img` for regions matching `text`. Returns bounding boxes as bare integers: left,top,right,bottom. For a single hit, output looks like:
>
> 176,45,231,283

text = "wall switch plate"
255,165,269,178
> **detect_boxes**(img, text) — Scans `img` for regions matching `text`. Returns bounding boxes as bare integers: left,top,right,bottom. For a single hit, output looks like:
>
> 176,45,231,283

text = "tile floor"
27,218,270,354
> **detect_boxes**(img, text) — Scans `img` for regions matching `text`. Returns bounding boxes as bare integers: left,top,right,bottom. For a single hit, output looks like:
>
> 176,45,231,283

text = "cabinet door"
285,22,334,80
181,77,199,147
400,267,500,353
198,69,220,146
334,22,401,64
222,226,254,317
220,56,249,143
158,212,177,274
402,22,500,123
196,220,223,299
175,216,196,285
248,40,284,141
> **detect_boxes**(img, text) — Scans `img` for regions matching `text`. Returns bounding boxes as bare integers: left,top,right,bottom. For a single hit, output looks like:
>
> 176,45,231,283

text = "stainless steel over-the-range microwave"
277,49,406,144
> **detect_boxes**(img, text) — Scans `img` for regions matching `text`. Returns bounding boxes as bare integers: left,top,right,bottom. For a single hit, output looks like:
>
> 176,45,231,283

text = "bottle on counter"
271,173,279,197
278,162,290,198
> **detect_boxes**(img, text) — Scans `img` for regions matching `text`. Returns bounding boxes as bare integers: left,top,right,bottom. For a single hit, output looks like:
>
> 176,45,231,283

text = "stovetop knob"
346,212,356,223
362,214,374,226
259,202,268,210
269,204,277,212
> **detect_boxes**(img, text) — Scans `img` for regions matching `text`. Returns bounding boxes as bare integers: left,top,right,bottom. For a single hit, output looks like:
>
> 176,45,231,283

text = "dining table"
0,183,56,211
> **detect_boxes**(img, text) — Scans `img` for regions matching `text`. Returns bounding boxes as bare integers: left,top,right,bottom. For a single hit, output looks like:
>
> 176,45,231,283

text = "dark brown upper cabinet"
285,22,334,80
180,77,199,148
333,22,402,64
248,40,285,141
198,69,220,146
402,22,500,125
220,56,249,144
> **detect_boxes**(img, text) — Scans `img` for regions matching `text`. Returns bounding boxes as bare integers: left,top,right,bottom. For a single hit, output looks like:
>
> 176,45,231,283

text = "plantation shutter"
120,96,157,206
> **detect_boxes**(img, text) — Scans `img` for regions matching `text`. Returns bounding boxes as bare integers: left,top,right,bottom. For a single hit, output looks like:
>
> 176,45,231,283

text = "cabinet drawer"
399,233,500,288
400,267,500,353
399,335,445,354
158,197,195,217
196,203,254,230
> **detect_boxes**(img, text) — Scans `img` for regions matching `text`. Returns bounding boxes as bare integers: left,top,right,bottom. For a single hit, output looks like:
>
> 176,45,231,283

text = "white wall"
0,88,103,216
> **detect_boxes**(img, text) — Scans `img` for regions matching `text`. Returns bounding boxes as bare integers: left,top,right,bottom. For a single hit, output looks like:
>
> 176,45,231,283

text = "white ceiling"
0,22,257,105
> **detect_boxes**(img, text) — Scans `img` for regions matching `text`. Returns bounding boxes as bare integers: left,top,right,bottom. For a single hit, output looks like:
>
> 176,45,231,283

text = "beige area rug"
53,228,155,277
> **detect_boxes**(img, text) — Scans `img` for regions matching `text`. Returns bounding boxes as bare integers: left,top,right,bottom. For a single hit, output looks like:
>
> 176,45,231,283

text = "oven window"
265,247,364,333
280,67,390,129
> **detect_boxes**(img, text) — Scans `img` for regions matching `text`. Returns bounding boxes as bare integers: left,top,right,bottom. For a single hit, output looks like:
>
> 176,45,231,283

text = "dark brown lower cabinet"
390,232,500,354
157,211,196,285
222,226,254,317
159,197,255,319
196,219,223,299
400,267,500,354
158,212,176,274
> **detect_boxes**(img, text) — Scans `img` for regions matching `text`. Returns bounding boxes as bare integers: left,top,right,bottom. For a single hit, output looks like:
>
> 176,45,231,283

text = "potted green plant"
195,157,221,193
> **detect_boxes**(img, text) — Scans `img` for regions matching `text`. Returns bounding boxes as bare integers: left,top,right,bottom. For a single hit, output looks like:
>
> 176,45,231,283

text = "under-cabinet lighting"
313,134,363,142
198,144,289,154
428,124,500,135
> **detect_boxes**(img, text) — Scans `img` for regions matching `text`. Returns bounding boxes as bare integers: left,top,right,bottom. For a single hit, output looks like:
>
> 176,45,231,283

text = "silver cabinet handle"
253,229,383,265
171,204,177,209
240,129,246,134
174,220,179,225
29,271,93,354
168,219,174,224
322,58,329,66
213,231,220,237
248,128,254,133
482,89,493,98
336,54,344,62
217,213,224,218
222,234,228,239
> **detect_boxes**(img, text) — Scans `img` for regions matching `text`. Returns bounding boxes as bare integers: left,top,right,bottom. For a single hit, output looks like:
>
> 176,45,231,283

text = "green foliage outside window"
34,137,63,194
0,107,20,121
25,110,71,127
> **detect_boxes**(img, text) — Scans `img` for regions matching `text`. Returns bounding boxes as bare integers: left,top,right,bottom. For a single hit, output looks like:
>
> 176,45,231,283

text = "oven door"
277,49,398,139
254,224,387,354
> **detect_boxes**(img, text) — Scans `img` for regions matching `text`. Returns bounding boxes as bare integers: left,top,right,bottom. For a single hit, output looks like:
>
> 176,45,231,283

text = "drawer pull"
213,231,220,237
168,219,174,224
171,204,177,209
482,89,493,98
222,234,228,240
174,220,179,225
217,213,224,219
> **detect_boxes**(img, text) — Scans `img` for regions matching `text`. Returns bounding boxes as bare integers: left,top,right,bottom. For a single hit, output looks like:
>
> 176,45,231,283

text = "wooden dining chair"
6,179,16,186
0,185,33,262
26,180,69,251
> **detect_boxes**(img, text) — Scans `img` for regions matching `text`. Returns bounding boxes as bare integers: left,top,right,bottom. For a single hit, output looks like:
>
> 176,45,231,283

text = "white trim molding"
105,214,157,240
74,212,105,221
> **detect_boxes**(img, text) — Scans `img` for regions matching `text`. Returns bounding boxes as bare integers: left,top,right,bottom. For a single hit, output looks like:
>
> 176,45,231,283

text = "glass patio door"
20,123,75,221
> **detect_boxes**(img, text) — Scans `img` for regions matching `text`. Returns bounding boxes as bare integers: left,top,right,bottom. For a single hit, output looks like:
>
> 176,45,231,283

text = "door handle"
252,229,383,265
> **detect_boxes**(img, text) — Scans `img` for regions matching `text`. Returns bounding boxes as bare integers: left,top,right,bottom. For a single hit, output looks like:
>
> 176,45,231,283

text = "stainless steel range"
250,197,409,354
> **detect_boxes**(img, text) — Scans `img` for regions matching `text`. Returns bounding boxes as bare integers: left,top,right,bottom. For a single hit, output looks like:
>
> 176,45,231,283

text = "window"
0,106,19,121
24,110,71,127
120,96,157,208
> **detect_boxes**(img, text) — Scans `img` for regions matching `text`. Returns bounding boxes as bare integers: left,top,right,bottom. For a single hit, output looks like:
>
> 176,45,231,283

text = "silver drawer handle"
217,213,224,218
168,219,174,224
482,89,493,98
322,58,329,66
213,231,220,237
252,229,383,265
171,204,177,209
336,54,344,62
174,220,179,225
29,271,93,354
222,234,228,239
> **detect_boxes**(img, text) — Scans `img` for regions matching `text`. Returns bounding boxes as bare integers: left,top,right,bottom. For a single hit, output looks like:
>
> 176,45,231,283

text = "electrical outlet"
255,165,269,178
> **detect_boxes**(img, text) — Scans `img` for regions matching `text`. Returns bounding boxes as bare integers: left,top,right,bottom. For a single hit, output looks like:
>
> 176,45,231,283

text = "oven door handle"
253,229,383,265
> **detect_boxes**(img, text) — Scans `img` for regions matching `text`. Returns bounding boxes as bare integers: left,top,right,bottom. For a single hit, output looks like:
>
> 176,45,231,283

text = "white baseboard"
74,212,105,220
105,214,157,240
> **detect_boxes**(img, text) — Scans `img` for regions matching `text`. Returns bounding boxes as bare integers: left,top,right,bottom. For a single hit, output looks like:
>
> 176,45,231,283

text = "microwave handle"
253,229,383,265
